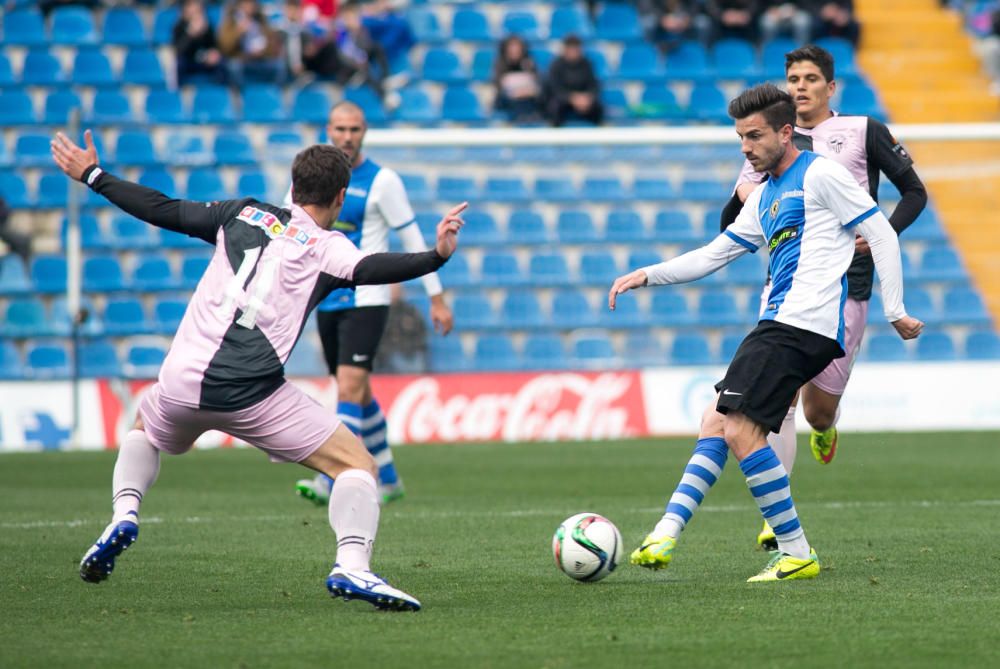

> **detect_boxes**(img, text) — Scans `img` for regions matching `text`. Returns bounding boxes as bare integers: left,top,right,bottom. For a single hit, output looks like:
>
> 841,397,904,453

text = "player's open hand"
435,202,467,259
608,269,648,310
430,294,454,336
891,315,923,340
51,130,100,182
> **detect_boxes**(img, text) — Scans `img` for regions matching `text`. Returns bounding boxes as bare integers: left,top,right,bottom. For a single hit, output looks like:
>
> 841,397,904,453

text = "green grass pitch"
2,433,999,668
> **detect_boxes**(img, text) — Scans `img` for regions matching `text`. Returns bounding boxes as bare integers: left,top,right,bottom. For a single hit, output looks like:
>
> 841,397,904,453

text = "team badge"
770,200,780,218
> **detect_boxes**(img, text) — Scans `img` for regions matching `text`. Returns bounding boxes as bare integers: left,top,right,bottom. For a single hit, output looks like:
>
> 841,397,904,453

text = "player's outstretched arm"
856,212,923,340
608,270,648,310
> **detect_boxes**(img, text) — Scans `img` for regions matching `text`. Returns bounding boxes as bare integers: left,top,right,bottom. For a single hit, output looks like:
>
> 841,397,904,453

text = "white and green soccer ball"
552,512,622,582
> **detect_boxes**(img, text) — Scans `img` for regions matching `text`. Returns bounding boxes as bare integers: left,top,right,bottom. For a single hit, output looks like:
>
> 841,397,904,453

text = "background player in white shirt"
612,84,923,582
288,102,453,506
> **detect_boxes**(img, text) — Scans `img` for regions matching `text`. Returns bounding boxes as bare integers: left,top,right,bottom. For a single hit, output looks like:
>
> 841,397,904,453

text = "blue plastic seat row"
864,330,1000,362
0,48,164,89
0,340,167,379
10,254,210,295
411,4,637,43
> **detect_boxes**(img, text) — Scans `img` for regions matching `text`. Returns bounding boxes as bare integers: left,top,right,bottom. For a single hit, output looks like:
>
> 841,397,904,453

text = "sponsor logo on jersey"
346,186,369,198
892,143,910,160
768,225,800,251
770,200,780,219
332,220,357,233
237,206,318,246
781,189,804,200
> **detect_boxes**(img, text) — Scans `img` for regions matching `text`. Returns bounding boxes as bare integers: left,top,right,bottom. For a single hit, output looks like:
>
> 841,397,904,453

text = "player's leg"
630,400,728,570
81,384,202,583
803,297,868,464
757,393,799,551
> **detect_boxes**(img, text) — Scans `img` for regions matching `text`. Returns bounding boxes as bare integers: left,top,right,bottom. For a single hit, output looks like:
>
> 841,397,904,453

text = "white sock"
111,430,160,525
328,469,380,572
770,406,798,475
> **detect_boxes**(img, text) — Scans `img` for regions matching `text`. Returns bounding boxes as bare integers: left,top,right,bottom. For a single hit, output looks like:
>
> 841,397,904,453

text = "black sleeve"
884,166,927,236
352,250,447,286
81,165,244,244
866,117,914,179
719,191,744,232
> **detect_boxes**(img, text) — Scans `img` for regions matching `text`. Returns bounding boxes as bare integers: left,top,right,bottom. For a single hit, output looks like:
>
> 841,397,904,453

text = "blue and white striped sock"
739,446,810,559
362,400,398,486
653,437,728,539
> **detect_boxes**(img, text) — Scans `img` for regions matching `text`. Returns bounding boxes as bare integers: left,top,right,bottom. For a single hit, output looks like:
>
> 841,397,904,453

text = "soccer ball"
552,512,622,582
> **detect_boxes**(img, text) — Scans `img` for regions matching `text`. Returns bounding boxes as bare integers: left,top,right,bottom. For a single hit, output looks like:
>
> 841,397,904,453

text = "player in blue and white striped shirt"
610,84,923,582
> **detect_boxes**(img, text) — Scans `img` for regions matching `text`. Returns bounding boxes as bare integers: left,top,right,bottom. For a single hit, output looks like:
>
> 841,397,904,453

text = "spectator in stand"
812,1,859,46
544,34,604,127
759,0,813,45
335,1,390,97
704,0,760,43
0,197,31,265
373,285,430,375
361,0,417,81
981,8,1000,95
39,0,101,17
303,0,337,25
173,0,228,86
218,0,286,86
638,0,713,52
279,0,343,80
493,35,543,123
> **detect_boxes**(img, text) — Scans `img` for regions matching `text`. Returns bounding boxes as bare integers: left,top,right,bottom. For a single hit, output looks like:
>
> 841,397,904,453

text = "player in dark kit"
52,130,467,611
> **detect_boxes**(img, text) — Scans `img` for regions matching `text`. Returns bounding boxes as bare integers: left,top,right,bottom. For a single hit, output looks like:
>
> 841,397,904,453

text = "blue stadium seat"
503,10,542,41
523,334,568,370
681,176,727,201
214,131,256,165
441,86,486,122
580,251,619,285
52,6,97,45
600,87,630,121
629,249,662,270
0,91,35,125
37,172,68,208
0,172,32,209
408,7,444,43
481,251,524,286
138,168,178,197
582,176,628,202
453,294,496,328
437,253,472,287
839,83,882,118
556,210,598,243
670,333,713,365
698,291,745,326
761,38,797,78
966,331,1000,360
905,210,946,241
132,255,178,291
166,133,212,166
32,256,67,293
665,41,710,80
396,87,437,123
653,211,699,242
152,6,180,44
243,85,288,123
460,211,500,244
267,130,304,162
502,292,545,328
0,342,25,379
687,83,729,122
532,47,556,75
550,6,593,40
191,86,235,123
186,168,228,201
3,9,47,46
595,3,641,41
180,255,211,287
530,253,571,286
79,341,121,378
0,53,15,88
437,176,480,202
88,91,133,124
725,253,766,285
103,7,147,46
125,345,167,379
429,336,469,373
866,334,908,361
816,37,857,75
573,335,617,369
650,291,694,326
535,177,578,202
0,255,32,295
474,335,520,371
3,298,50,337
291,86,332,123
103,298,151,335
635,85,683,120
452,8,493,41
916,332,956,361
153,297,188,335
617,44,665,81
122,49,166,86
903,287,939,324
115,132,157,166
345,86,387,124
146,89,188,123
552,289,597,327
84,255,126,292
27,343,71,379
484,176,530,202
919,248,965,281
73,49,116,87
508,211,550,243
470,48,495,81
399,173,433,203
238,170,269,201
109,216,158,249
604,291,646,327
625,333,665,368
62,214,106,250
944,287,991,324
605,211,648,242
15,133,51,167
720,332,745,361
632,176,675,201
22,50,65,86
712,38,759,78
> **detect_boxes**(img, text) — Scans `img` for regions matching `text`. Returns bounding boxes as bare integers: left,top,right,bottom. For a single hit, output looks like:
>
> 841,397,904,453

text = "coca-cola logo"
385,373,643,443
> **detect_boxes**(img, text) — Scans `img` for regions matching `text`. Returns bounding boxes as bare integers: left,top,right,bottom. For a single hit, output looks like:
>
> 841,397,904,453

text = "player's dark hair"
290,144,352,207
727,84,796,131
785,44,835,82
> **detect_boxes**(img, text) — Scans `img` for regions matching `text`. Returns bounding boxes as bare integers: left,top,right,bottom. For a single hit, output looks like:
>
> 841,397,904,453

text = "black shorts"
316,306,390,373
715,320,844,434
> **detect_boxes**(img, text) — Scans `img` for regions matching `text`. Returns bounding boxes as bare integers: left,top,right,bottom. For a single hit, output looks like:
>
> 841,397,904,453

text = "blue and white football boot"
326,564,421,611
79,516,139,583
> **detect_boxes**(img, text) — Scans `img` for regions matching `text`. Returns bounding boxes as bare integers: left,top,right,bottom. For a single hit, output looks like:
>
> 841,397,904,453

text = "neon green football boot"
756,520,778,551
629,533,677,570
747,548,820,583
810,426,838,465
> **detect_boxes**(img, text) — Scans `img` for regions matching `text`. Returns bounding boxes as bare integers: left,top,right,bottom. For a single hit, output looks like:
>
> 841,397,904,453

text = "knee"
699,404,725,438
337,370,369,405
803,403,835,431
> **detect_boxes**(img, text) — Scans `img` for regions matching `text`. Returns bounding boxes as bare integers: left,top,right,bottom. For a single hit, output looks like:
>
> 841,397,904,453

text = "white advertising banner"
0,381,108,451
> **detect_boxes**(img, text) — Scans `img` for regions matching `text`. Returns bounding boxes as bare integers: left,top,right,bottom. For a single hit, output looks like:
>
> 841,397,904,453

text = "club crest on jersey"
770,200,780,219
237,205,318,245
828,133,847,154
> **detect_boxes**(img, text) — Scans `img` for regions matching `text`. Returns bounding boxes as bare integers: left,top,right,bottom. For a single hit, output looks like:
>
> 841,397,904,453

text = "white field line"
3,499,999,530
